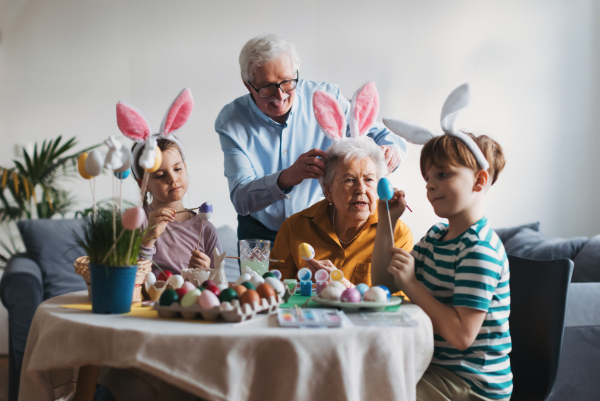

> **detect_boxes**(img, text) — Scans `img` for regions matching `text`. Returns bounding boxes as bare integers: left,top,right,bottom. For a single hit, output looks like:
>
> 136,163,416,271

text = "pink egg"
340,288,362,303
181,282,196,292
198,288,221,309
122,207,145,230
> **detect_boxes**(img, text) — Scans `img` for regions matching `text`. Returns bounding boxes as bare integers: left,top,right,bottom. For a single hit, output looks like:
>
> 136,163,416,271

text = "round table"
19,291,433,401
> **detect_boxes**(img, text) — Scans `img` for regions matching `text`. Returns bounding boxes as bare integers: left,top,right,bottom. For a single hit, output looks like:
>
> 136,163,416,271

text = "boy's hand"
142,208,175,247
378,189,407,222
188,250,211,270
387,247,417,289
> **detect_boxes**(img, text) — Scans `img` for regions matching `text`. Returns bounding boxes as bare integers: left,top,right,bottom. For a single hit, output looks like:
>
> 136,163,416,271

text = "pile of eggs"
320,282,391,304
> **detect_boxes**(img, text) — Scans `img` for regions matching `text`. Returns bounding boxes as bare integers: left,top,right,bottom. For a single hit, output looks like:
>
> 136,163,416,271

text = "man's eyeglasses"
248,71,299,98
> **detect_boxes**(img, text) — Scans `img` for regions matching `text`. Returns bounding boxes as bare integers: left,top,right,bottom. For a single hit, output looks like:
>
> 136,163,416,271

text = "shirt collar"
246,84,300,127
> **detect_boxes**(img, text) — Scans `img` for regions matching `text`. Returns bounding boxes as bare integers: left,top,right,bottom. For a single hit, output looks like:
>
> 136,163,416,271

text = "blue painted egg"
377,285,391,299
114,169,130,180
355,283,370,296
377,178,394,201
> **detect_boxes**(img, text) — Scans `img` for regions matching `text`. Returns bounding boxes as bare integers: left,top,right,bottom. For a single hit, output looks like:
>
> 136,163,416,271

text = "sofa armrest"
564,282,600,327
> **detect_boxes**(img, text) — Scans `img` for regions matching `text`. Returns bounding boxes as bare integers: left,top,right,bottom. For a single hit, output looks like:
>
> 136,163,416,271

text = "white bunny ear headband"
313,81,380,142
116,88,194,179
382,83,489,171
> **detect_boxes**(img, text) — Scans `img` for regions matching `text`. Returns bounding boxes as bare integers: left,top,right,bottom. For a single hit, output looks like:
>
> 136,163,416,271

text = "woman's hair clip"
382,83,489,171
313,82,380,142
115,88,194,178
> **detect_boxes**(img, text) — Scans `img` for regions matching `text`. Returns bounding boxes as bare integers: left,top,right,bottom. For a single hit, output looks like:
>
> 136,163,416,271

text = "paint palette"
277,308,345,327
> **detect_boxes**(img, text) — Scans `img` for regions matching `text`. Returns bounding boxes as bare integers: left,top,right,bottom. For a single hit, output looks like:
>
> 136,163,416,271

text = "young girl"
373,84,512,401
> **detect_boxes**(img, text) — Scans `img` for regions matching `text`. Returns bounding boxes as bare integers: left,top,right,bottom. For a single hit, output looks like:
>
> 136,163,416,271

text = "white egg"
363,287,387,302
320,285,344,301
166,274,184,289
264,277,285,297
235,272,252,286
327,281,346,291
249,273,264,288
145,272,156,287
84,150,104,177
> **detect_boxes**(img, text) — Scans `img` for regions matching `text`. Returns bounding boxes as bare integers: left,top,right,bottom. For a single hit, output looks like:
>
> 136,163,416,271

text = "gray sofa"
1,219,598,401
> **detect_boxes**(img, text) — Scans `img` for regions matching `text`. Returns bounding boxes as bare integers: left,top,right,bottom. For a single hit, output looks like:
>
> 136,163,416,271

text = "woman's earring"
329,202,332,206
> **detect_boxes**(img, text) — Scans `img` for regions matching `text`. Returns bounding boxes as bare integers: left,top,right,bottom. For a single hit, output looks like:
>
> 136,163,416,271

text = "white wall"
0,0,598,241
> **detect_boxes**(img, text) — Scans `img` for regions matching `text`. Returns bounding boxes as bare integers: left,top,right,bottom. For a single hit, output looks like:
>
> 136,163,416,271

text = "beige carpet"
0,356,7,401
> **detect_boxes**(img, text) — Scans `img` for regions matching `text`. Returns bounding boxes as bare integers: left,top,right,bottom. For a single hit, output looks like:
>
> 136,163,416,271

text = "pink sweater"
139,205,222,276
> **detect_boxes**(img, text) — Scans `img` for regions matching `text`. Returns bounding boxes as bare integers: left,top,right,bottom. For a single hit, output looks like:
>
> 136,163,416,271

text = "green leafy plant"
0,223,22,267
75,206,145,267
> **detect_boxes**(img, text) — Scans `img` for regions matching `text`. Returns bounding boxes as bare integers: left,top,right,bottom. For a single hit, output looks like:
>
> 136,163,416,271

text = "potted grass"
76,206,151,314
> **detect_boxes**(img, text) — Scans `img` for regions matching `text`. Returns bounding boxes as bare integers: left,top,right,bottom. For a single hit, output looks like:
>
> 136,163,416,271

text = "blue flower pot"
89,264,138,314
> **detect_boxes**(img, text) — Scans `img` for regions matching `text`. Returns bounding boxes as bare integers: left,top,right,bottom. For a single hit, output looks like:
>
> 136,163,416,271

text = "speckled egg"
232,285,247,297
340,288,362,303
218,288,239,303
122,207,145,230
363,287,387,302
198,288,220,309
180,288,201,308
159,289,178,306
240,289,260,306
256,283,276,299
166,274,184,289
355,283,370,297
263,277,284,297
320,285,344,301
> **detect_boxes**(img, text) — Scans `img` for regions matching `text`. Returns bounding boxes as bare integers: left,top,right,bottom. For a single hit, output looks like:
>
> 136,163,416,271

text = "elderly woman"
270,137,413,287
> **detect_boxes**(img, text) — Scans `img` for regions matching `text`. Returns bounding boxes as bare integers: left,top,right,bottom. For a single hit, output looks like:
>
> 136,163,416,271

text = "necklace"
332,208,361,246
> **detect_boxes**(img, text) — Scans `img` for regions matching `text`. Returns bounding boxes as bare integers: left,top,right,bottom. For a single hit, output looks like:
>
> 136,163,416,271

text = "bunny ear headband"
313,81,380,142
382,83,489,171
116,88,194,179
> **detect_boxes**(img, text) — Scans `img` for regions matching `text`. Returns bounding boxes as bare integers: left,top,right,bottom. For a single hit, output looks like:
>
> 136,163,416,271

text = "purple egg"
340,288,362,303
198,202,213,220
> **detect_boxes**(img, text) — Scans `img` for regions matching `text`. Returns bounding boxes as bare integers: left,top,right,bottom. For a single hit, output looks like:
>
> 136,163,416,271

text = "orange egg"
233,285,247,297
240,289,260,306
256,283,276,299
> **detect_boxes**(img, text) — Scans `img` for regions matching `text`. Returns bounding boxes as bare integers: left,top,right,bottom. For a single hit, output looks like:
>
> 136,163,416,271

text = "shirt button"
283,150,288,154
286,195,291,199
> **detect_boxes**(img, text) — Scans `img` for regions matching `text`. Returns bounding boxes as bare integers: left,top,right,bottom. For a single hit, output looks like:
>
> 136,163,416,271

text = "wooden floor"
0,356,7,401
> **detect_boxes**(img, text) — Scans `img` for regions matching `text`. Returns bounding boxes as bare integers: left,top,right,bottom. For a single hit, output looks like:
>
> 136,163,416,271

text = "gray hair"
239,34,301,83
320,137,387,193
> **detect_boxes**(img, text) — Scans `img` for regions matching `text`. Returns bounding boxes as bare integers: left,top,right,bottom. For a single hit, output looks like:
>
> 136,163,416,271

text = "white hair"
320,137,387,193
239,34,301,83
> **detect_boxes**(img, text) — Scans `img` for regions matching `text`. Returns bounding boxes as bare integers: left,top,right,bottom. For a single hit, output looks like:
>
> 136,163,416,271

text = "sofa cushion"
17,219,87,300
495,222,540,244
572,235,600,283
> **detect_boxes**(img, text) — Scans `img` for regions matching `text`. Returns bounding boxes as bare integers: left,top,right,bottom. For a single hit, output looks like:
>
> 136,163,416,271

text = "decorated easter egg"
166,274,184,289
198,202,213,220
122,207,145,230
320,285,344,301
198,288,220,309
159,289,178,306
219,288,239,303
256,283,276,299
175,288,188,299
262,272,276,279
377,177,394,201
232,285,247,297
203,283,221,296
114,169,130,180
264,277,285,297
270,269,282,280
241,282,256,291
114,148,132,173
180,288,201,308
377,285,391,300
181,281,196,293
299,243,315,261
201,279,216,288
77,153,93,179
314,269,329,283
144,146,162,173
249,273,264,288
364,287,387,302
355,283,370,297
298,267,312,282
330,269,344,282
327,281,346,291
145,272,156,287
341,288,362,303
84,150,104,177
157,270,173,282
234,272,252,286
240,289,260,306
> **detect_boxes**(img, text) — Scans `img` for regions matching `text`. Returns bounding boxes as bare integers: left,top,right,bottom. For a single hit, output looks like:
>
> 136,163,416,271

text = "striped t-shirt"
412,217,512,399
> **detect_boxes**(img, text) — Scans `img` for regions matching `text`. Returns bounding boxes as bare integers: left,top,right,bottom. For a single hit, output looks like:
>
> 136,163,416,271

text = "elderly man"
215,34,407,242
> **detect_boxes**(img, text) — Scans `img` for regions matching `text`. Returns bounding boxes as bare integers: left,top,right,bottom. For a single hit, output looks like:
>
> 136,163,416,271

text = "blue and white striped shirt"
412,217,512,399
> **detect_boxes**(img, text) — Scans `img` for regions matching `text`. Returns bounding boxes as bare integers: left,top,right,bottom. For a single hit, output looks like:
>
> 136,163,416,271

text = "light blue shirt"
215,79,408,232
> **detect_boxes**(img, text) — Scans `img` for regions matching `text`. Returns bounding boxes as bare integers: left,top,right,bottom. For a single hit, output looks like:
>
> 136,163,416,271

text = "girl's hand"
387,247,417,289
378,188,407,222
188,250,211,270
142,208,175,248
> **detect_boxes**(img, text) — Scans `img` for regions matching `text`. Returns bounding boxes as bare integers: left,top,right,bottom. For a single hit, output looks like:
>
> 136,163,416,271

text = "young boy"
372,133,512,401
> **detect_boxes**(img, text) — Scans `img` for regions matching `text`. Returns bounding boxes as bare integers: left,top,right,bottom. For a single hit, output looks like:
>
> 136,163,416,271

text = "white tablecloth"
19,291,433,401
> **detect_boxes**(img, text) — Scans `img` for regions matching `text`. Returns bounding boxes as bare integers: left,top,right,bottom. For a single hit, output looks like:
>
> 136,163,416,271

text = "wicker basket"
74,256,152,303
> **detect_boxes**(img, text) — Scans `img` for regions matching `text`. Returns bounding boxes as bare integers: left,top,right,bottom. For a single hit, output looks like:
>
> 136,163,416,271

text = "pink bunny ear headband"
116,88,194,179
313,81,380,142
382,83,489,171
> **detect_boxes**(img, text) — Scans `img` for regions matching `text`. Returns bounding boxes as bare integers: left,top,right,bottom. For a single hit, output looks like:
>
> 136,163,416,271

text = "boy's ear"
473,170,489,192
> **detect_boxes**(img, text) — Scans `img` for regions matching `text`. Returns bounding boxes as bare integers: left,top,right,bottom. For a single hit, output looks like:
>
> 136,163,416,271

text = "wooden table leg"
74,365,100,401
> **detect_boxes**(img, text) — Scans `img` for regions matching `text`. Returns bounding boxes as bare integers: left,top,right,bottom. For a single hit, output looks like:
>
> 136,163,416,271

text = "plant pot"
89,264,138,314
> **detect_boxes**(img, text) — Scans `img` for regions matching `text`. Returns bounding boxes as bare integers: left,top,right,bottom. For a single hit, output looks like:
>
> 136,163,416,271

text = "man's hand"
277,148,327,189
381,145,401,174
387,247,417,290
188,250,211,270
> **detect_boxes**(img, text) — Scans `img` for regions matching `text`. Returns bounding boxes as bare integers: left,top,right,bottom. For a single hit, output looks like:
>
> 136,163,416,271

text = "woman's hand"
387,247,417,290
378,188,407,222
188,250,211,270
306,259,354,288
142,208,175,248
